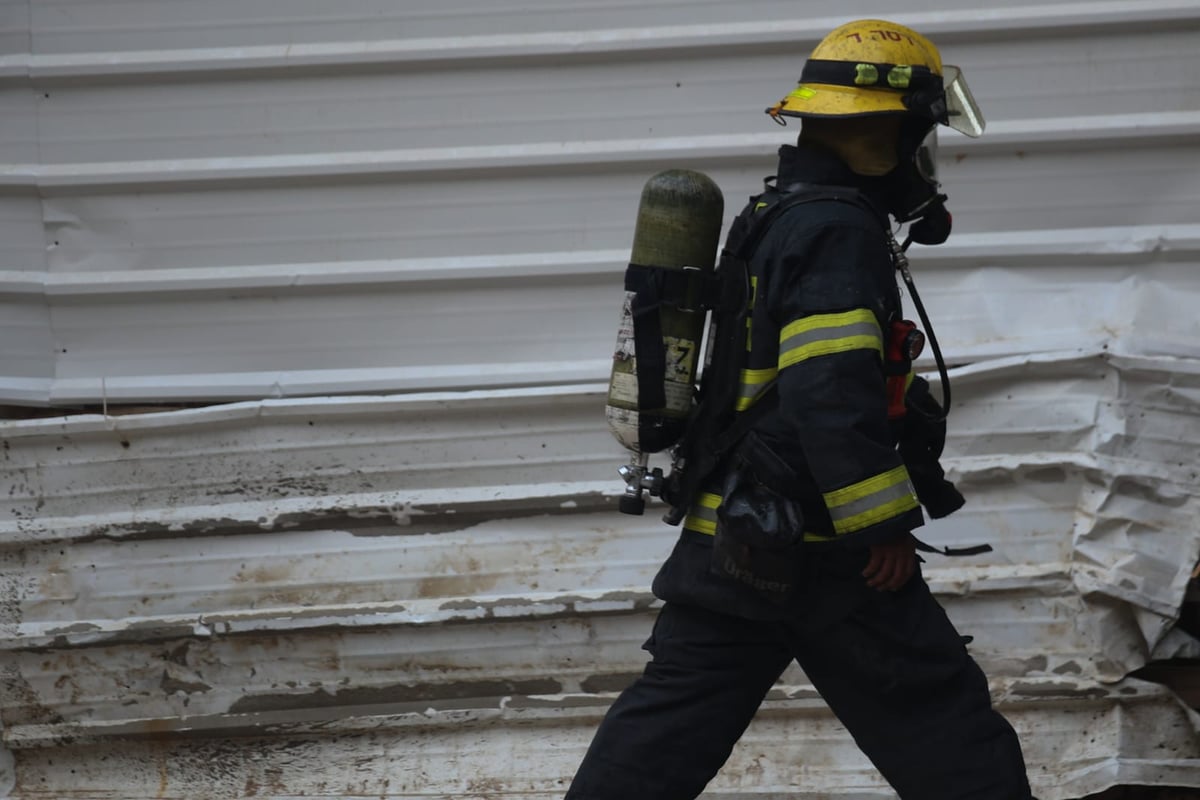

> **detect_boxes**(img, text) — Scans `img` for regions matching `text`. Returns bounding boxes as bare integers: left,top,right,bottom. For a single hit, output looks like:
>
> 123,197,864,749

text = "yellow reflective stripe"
778,309,882,370
823,466,918,535
683,492,721,535
735,366,778,411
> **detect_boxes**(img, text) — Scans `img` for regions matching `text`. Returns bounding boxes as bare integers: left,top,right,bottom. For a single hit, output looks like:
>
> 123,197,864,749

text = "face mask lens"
915,129,939,185
942,65,986,137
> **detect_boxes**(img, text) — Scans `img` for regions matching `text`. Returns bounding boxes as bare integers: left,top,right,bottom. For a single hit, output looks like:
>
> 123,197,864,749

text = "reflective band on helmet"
823,466,919,535
779,309,883,370
800,59,939,92
887,65,913,89
736,366,778,411
854,63,879,85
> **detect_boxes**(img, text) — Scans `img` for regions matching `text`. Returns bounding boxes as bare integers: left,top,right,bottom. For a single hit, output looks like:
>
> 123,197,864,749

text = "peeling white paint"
1,1,1199,798
0,738,13,797
1,351,1198,798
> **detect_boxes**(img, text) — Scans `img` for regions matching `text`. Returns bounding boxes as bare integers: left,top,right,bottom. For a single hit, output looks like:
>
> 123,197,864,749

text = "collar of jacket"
774,143,893,223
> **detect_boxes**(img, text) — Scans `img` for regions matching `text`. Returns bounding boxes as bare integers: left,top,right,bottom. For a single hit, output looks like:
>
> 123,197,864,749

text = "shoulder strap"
661,182,881,524
769,181,887,236
622,264,706,410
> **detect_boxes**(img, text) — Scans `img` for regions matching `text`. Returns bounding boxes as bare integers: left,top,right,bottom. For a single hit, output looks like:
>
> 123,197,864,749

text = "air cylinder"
605,169,724,455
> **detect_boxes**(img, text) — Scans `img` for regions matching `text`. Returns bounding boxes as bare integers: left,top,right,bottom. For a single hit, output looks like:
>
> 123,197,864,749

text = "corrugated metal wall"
2,1,1200,798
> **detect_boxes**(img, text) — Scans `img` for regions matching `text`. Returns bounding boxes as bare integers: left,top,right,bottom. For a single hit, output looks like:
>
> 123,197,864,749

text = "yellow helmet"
767,19,984,137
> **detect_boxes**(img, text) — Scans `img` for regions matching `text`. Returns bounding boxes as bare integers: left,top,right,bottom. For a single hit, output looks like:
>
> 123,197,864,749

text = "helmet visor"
943,65,985,137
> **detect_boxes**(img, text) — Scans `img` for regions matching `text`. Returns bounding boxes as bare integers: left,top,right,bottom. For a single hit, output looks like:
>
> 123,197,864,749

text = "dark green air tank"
606,169,724,454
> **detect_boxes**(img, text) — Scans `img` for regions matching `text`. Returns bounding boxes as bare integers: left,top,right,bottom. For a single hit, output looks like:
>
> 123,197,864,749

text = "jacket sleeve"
764,214,924,546
901,375,966,519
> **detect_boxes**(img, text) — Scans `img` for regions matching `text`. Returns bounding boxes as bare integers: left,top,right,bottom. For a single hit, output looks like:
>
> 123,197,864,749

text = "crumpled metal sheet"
1,350,1198,798
932,351,1200,676
2,1,1200,797
3,679,1199,799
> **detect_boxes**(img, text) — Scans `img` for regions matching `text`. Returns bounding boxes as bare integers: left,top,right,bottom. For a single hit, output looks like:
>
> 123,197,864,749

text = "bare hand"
863,534,918,591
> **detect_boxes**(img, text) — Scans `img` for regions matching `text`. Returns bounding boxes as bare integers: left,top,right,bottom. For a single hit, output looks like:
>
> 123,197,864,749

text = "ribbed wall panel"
1,2,1198,799
0,4,1197,402
7,25,1196,164
2,353,1200,798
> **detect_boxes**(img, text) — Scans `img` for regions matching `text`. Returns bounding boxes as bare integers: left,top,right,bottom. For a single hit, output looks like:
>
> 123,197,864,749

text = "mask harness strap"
888,230,951,419
889,230,991,557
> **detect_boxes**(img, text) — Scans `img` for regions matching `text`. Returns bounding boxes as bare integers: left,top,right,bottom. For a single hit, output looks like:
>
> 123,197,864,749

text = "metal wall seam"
2,1,1198,79
1,114,1198,190
0,224,1193,296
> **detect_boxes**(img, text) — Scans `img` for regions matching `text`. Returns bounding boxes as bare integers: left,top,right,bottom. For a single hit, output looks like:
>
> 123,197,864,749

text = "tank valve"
617,454,664,516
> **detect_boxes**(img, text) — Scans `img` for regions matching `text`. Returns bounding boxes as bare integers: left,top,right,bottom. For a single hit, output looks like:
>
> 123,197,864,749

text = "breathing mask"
885,64,983,238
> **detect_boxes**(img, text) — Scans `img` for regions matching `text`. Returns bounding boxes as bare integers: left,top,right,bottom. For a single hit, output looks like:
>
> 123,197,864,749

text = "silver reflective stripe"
780,320,881,359
683,492,721,535
828,478,915,525
736,368,777,411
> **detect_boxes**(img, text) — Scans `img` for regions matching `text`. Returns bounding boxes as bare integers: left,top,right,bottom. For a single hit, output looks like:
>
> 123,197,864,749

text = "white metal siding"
3,2,1199,403
1,1,1199,798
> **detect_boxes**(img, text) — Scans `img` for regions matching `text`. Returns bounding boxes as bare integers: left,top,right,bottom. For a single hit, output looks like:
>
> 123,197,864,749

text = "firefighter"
566,19,1033,800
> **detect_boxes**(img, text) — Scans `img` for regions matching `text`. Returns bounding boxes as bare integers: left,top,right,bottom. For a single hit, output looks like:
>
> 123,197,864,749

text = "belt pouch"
711,433,805,605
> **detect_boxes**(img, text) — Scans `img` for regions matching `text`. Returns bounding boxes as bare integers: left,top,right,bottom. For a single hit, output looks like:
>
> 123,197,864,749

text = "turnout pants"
564,573,1031,800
